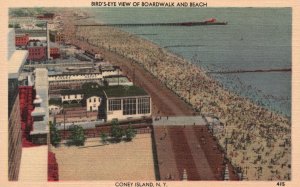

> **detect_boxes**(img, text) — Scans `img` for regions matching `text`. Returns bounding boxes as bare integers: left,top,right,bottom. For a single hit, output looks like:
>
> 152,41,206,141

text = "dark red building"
50,47,60,59
15,33,29,47
27,40,47,61
37,13,55,20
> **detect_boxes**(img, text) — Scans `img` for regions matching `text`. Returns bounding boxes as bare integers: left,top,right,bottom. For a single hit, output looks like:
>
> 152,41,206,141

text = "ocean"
89,8,291,117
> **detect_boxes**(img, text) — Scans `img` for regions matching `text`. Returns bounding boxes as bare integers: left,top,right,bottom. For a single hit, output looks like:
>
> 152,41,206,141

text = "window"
63,96,65,99
109,99,121,111
94,98,96,102
75,95,77,99
123,98,136,115
138,97,150,114
89,98,91,102
33,116,44,121
68,95,70,99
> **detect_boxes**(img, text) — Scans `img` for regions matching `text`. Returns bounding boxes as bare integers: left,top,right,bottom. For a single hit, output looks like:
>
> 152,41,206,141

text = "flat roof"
35,68,48,87
104,85,148,98
8,50,28,79
19,146,48,181
60,89,84,95
104,76,130,83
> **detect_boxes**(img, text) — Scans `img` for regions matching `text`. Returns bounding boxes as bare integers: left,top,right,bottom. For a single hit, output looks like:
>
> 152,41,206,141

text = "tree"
125,125,137,141
100,132,108,144
49,121,61,147
68,125,86,146
110,119,124,142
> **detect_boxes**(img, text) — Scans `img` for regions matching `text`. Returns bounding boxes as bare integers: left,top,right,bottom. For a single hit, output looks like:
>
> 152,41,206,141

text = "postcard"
1,0,299,187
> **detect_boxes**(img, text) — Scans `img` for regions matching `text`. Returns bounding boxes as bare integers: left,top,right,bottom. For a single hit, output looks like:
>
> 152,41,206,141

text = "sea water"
89,8,291,117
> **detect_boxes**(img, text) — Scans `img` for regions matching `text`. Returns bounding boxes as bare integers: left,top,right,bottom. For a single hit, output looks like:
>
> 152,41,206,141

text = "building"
36,13,55,20
27,40,47,61
86,96,102,112
84,50,103,60
48,65,121,86
104,75,133,86
103,85,152,121
15,33,29,47
60,82,102,112
8,28,28,180
49,30,64,44
49,42,60,59
48,98,62,115
57,82,151,121
30,68,49,144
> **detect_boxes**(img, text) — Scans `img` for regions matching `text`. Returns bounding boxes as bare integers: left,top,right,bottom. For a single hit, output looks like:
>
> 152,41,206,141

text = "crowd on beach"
65,15,292,180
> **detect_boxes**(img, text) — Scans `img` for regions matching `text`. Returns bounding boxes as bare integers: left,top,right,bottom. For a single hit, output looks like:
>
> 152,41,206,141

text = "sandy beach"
60,10,291,180
50,134,156,180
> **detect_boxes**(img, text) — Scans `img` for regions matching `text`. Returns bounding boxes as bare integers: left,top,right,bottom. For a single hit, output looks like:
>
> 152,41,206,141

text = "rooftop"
49,98,62,106
35,68,48,87
104,85,148,98
104,76,130,83
19,146,48,181
15,29,47,37
28,40,47,47
8,50,28,79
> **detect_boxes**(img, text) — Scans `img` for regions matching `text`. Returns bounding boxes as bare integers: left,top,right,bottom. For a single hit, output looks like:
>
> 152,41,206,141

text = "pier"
75,21,227,28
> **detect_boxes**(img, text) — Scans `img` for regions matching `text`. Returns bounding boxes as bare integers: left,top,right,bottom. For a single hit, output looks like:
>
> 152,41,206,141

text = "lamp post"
63,108,66,139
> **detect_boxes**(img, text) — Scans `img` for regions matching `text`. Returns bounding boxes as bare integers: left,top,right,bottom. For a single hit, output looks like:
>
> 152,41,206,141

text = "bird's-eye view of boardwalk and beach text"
7,7,291,182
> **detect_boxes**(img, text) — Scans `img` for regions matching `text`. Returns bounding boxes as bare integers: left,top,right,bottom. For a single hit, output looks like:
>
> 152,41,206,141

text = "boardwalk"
153,125,239,180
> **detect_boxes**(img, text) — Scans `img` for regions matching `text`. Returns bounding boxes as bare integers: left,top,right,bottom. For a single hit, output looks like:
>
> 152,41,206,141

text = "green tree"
68,125,86,146
49,121,61,147
100,132,108,144
124,125,137,141
110,119,124,142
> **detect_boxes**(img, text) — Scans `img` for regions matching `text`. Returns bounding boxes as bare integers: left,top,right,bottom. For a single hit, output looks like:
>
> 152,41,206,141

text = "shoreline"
84,9,291,118
62,10,291,180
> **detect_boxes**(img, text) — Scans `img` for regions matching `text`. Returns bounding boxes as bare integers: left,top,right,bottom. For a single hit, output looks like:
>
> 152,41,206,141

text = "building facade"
15,33,29,47
30,68,49,144
58,83,151,121
50,47,60,59
8,28,28,180
49,31,64,44
103,86,152,121
27,40,47,61
86,96,101,112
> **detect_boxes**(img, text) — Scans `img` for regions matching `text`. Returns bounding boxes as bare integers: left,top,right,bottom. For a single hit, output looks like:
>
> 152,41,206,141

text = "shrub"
49,121,61,147
124,125,137,141
68,125,86,146
110,119,124,142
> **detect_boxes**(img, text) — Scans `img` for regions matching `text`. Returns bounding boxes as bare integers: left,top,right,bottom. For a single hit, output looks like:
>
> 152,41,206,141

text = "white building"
58,83,152,122
31,68,49,144
104,86,152,121
49,105,62,115
61,92,84,103
86,96,101,112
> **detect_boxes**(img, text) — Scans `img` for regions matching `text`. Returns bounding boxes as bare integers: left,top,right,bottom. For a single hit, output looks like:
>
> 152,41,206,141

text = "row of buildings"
13,12,65,61
8,28,49,181
8,11,152,181
15,31,62,61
